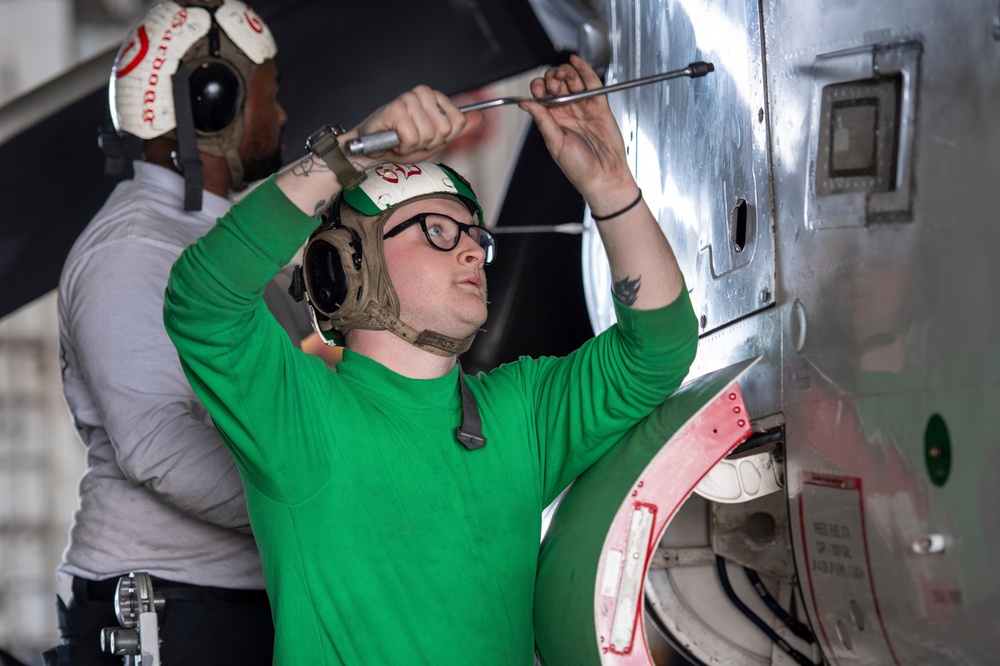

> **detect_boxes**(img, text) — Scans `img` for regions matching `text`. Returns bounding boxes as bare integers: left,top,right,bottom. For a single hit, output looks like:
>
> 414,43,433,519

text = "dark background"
0,0,595,371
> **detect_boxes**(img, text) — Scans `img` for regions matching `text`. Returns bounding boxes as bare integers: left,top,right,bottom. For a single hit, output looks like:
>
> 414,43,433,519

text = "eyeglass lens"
422,214,496,264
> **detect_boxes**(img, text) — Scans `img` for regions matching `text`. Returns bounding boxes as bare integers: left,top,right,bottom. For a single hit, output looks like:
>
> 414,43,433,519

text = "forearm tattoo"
612,275,641,306
290,156,331,178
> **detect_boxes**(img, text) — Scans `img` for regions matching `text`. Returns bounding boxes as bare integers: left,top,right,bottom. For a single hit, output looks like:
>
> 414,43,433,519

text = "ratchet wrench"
344,61,714,157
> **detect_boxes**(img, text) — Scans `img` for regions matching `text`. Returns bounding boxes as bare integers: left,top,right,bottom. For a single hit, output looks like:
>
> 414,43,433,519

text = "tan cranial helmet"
299,162,487,357
109,0,277,207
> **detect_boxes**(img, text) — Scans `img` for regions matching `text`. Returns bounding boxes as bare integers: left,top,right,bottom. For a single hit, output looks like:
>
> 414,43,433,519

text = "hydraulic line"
715,556,818,666
744,566,817,644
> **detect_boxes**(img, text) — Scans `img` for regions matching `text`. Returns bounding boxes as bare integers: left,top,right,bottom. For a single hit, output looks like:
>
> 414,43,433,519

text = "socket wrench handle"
344,61,714,156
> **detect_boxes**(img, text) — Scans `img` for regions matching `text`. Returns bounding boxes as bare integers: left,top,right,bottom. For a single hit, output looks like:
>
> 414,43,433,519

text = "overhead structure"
0,0,557,320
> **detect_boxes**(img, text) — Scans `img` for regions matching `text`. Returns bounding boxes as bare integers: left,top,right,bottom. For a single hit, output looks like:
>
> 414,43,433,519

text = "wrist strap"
592,189,643,221
306,124,367,190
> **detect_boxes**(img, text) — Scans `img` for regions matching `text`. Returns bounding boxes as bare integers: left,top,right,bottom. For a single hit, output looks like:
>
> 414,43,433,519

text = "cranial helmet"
108,0,277,209
296,162,486,357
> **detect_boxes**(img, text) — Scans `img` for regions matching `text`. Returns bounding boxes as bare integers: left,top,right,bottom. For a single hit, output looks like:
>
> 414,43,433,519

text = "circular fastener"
912,534,946,555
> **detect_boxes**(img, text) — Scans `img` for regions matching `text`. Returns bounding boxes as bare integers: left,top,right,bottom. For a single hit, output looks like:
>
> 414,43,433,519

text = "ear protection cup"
302,225,364,317
188,59,243,133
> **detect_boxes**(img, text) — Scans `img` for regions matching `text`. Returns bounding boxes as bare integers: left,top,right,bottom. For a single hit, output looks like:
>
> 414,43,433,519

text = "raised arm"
519,54,684,310
272,85,485,218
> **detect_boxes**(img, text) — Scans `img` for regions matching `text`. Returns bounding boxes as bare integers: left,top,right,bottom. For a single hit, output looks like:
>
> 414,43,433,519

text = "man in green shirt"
164,55,697,664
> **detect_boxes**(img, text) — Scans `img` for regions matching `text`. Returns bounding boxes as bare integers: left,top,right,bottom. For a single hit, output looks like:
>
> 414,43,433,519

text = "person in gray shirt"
44,2,314,664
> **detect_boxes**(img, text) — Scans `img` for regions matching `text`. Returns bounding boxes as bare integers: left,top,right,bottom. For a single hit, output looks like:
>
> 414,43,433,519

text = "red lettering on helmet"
245,9,265,34
399,164,423,178
373,163,424,184
171,8,188,29
132,8,191,130
116,26,150,78
374,165,399,183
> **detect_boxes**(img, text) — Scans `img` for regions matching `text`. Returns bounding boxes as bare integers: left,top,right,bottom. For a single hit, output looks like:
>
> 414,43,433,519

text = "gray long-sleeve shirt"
57,161,311,588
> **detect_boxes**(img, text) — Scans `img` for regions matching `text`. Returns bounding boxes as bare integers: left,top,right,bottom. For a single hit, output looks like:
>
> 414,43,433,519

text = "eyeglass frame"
382,212,496,265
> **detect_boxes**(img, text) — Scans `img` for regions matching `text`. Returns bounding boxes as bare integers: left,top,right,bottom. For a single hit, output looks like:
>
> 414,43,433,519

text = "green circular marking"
924,413,951,487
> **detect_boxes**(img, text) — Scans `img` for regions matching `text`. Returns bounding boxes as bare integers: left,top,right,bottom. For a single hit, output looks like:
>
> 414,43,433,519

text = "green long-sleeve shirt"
164,176,697,665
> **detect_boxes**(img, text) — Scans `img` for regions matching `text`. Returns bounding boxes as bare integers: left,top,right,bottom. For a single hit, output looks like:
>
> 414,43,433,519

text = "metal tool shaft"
344,61,714,157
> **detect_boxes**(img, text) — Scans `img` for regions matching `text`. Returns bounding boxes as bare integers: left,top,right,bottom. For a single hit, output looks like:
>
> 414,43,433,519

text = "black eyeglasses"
383,213,496,265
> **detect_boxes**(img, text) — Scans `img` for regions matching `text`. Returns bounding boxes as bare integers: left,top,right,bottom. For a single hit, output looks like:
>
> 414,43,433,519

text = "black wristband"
591,189,644,221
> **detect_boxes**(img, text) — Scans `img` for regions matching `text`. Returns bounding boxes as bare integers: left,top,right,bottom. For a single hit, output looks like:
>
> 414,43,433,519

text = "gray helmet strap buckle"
456,369,486,450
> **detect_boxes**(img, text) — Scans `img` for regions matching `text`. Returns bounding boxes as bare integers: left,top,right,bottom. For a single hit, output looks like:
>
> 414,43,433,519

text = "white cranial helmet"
299,162,487,356
108,0,277,205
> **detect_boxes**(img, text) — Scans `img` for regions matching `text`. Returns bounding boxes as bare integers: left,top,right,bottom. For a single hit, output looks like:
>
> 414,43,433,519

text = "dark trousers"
42,576,274,666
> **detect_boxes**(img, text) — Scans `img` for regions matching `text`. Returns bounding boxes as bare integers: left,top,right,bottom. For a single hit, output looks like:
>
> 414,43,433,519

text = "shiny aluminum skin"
582,0,1000,663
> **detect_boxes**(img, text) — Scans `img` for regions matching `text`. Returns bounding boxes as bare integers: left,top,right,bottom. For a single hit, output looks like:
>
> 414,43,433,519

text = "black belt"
76,575,269,605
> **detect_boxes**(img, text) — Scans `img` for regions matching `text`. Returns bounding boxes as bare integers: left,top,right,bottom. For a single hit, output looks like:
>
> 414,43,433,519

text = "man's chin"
397,302,487,344
466,305,489,332
439,314,488,343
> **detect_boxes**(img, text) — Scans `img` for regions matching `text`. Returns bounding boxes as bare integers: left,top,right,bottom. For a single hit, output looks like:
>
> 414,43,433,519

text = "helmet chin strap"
363,301,487,451
365,301,475,357
171,61,205,211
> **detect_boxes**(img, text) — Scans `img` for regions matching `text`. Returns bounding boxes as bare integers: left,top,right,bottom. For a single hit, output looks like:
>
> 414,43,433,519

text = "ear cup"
303,227,364,316
188,59,243,133
305,238,349,313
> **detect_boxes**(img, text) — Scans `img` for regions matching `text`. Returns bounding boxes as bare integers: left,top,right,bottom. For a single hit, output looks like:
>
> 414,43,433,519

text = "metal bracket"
99,572,164,666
